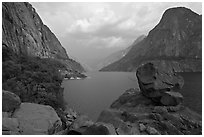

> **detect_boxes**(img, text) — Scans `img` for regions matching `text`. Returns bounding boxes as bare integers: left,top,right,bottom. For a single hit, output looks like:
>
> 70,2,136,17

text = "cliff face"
101,7,202,72
2,2,84,72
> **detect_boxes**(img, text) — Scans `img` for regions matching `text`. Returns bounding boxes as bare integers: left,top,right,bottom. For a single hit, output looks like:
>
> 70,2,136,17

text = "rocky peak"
100,7,202,72
147,7,202,58
159,7,201,28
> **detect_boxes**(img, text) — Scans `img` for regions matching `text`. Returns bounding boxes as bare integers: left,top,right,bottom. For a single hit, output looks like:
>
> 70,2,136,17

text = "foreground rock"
136,62,184,106
55,114,117,135
160,91,183,106
12,103,62,135
2,90,21,112
82,122,116,135
98,88,202,135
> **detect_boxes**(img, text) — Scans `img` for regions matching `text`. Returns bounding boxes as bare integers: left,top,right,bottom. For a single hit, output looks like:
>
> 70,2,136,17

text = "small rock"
139,123,146,132
153,106,168,113
160,91,183,106
2,117,20,132
2,112,12,118
2,90,21,112
70,115,94,130
146,126,160,135
82,122,116,135
130,124,140,134
2,130,20,135
54,129,69,135
67,130,82,135
65,108,77,119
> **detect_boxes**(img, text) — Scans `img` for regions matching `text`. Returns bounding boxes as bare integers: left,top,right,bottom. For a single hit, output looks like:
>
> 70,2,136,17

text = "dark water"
62,72,202,121
178,72,202,115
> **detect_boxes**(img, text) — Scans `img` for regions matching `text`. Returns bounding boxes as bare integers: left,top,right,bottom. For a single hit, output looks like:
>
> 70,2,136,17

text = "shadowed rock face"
2,2,67,59
101,7,202,72
2,2,84,72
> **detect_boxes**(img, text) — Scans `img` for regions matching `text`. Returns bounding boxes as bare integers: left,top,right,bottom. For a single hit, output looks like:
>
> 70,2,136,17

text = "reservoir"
62,72,202,121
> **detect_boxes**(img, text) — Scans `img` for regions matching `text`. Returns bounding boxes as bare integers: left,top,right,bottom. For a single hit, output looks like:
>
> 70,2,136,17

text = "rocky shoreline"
97,63,202,135
2,62,202,135
60,69,87,80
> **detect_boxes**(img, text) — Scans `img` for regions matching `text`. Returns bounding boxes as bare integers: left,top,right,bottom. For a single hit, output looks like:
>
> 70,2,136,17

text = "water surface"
62,72,138,121
62,72,202,121
178,72,202,114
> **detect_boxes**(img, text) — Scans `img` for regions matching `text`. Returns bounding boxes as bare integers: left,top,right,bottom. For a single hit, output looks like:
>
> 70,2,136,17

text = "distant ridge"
95,35,146,70
100,7,202,72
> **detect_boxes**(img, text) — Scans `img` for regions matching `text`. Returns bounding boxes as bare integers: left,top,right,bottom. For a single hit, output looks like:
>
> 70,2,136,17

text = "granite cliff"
2,2,84,72
101,7,202,72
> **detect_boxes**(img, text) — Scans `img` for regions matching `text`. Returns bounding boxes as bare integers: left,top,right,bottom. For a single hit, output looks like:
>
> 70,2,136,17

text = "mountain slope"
101,7,202,72
2,2,84,72
96,35,145,70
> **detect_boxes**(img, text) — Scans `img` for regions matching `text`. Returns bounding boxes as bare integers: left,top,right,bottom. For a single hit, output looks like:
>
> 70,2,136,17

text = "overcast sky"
31,2,202,68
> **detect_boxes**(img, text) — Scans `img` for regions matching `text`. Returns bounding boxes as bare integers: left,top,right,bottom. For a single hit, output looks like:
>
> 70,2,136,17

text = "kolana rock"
2,90,21,112
136,62,184,106
13,103,62,135
98,62,202,135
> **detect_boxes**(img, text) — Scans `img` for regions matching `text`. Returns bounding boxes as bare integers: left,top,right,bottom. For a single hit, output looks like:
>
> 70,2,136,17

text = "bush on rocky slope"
2,46,66,110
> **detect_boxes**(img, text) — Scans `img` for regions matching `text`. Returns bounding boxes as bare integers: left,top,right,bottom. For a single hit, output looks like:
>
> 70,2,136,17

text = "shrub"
2,47,67,110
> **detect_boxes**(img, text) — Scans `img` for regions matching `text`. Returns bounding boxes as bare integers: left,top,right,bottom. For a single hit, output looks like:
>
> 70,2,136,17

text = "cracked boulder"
136,62,184,104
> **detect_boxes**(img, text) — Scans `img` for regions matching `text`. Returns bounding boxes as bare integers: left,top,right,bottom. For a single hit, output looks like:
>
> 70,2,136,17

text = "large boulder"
2,90,21,112
13,103,62,135
136,63,184,101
